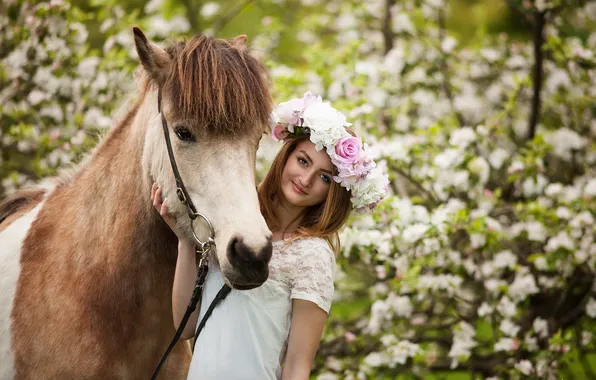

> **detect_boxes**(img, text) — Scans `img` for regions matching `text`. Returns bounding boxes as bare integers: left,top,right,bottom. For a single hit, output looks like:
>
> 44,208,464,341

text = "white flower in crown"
350,167,389,212
273,91,322,125
270,92,388,212
303,102,351,151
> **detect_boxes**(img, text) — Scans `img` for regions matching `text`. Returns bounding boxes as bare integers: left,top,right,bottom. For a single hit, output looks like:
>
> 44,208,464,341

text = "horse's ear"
133,27,171,85
232,34,248,51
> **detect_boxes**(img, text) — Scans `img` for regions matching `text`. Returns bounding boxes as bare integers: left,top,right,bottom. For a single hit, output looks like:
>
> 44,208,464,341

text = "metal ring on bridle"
190,213,216,251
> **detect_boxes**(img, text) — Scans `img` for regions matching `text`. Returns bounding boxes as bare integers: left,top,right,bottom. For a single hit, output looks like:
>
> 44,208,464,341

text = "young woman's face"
280,140,334,208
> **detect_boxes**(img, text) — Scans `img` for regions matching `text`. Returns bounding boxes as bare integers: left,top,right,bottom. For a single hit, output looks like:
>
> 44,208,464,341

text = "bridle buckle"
176,188,186,204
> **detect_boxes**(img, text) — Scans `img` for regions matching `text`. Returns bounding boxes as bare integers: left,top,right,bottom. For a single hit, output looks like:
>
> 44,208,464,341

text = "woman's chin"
281,186,306,207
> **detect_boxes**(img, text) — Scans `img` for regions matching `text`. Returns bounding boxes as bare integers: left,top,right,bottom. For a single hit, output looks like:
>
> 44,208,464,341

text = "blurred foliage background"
1,0,596,379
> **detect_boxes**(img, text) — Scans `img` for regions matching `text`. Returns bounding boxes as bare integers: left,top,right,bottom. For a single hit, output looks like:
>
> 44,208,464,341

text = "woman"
151,92,388,379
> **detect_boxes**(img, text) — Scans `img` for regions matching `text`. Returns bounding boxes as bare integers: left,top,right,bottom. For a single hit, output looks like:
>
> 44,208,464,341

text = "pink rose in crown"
335,136,362,164
272,124,290,141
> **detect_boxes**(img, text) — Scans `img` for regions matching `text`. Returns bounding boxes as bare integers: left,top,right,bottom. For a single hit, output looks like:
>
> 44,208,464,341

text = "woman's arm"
171,239,201,339
151,184,200,340
282,300,328,380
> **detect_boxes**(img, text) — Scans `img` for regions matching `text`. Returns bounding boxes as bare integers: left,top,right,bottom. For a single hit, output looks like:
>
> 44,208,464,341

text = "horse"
0,27,274,379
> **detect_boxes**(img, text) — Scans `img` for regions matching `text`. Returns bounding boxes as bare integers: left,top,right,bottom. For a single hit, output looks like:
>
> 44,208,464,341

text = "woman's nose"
300,172,314,187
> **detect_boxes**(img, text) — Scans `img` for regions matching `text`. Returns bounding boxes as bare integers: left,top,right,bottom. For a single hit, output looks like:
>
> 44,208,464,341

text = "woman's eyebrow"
299,150,313,163
299,150,332,174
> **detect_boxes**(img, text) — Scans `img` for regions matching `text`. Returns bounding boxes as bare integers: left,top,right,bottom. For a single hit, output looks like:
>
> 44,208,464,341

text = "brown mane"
150,35,272,136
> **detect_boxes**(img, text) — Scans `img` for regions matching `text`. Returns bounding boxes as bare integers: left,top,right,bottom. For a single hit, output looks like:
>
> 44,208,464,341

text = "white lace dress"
187,237,336,380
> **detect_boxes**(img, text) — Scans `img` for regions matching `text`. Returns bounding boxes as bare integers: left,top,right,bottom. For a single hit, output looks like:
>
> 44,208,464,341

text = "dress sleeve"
289,239,336,313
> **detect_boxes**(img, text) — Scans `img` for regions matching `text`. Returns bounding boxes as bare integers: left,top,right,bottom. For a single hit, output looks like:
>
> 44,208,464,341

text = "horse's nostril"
260,239,273,263
226,236,271,284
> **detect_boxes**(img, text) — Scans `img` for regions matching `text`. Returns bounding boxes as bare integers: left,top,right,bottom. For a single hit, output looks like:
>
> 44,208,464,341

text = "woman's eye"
320,174,331,184
174,126,195,142
297,157,307,166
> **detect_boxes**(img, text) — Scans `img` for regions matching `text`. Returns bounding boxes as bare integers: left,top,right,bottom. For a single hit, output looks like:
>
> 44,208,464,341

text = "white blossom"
509,271,539,301
545,183,564,197
494,337,518,352
449,127,476,148
587,298,596,318
27,90,46,105
545,231,575,252
493,250,517,269
363,352,387,368
544,128,586,160
585,178,596,197
201,2,220,18
514,360,534,375
448,321,477,368
507,160,525,173
500,319,520,337
488,148,509,169
402,223,429,243
478,302,493,317
497,296,517,318
525,221,547,242
468,157,490,183
533,317,549,338
317,373,339,380
570,211,594,229
77,57,100,78
386,340,421,366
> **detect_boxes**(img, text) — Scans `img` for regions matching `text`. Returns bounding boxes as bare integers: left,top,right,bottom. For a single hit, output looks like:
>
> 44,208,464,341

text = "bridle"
150,89,231,380
156,89,215,252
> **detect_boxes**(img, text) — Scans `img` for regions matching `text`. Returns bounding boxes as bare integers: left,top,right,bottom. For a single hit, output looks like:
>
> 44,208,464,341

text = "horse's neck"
58,90,177,268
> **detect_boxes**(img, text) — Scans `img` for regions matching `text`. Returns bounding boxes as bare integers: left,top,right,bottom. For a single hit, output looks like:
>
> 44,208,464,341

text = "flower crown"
270,92,389,212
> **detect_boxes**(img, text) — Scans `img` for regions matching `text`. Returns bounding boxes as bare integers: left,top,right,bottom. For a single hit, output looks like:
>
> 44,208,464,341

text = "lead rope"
150,251,208,380
150,249,231,379
192,283,232,352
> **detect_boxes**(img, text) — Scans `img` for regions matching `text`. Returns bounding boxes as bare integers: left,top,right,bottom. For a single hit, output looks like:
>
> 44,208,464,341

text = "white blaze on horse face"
140,93,272,287
0,200,46,380
185,138,272,270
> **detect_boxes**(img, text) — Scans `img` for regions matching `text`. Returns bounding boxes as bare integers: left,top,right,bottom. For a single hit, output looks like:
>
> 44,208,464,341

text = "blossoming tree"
259,1,596,378
2,0,596,379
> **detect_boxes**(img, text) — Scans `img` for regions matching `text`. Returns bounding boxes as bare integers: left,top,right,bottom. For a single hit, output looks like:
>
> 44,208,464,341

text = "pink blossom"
272,124,289,141
274,92,322,125
344,332,357,342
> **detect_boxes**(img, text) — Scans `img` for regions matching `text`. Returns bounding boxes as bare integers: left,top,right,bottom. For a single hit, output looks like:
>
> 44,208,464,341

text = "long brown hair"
258,136,353,255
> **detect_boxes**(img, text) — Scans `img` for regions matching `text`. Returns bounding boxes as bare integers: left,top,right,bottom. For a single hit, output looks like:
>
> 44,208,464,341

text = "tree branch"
527,11,546,140
382,0,396,54
427,356,500,377
575,324,596,380
211,0,254,36
437,7,466,127
389,163,441,206
504,0,535,27
558,286,592,328
180,0,202,33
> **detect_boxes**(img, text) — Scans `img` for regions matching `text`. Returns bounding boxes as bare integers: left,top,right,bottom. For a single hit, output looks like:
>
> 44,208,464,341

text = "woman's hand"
151,183,187,241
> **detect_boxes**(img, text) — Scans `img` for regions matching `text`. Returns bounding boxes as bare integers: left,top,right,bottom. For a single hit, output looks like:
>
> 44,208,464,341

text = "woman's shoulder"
278,236,331,252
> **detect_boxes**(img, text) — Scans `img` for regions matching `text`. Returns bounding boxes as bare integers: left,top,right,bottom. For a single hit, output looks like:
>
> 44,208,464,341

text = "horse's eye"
174,126,195,142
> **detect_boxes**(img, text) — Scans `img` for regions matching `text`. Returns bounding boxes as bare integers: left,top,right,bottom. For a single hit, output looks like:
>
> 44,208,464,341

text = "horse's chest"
0,201,45,380
2,204,185,379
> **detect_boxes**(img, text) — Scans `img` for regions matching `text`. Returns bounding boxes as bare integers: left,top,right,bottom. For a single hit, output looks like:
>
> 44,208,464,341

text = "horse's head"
133,27,272,290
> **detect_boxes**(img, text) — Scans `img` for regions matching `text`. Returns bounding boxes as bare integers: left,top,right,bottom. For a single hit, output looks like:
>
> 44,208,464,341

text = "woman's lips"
292,182,307,195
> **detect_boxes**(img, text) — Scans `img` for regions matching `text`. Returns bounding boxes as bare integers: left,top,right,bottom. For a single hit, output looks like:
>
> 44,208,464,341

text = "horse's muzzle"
225,236,272,289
